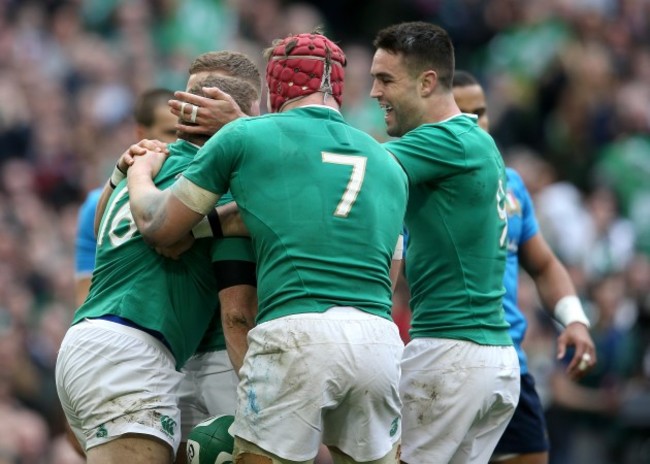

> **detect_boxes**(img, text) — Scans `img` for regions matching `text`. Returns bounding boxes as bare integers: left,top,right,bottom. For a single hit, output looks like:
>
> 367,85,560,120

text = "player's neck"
281,92,340,113
422,93,461,125
178,133,210,147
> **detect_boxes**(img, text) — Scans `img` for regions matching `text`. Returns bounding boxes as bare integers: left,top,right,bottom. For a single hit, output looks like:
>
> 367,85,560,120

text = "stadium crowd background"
0,0,648,462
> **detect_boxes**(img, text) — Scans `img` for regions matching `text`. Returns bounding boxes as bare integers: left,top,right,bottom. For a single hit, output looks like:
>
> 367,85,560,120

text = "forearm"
219,285,257,375
94,164,127,235
127,168,170,243
533,258,578,315
223,319,252,376
521,234,587,325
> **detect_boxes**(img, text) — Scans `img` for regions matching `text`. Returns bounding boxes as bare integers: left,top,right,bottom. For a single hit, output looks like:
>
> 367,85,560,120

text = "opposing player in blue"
452,70,596,464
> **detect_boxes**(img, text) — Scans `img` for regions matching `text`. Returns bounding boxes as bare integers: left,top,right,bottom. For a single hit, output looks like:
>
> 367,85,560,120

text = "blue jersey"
75,188,102,278
504,168,539,374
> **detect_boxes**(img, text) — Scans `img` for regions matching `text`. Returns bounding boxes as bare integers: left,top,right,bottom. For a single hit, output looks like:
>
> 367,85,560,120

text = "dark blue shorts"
493,373,550,455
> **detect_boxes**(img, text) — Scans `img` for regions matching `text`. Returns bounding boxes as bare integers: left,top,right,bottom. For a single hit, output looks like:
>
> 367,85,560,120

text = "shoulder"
78,188,102,219
82,188,103,207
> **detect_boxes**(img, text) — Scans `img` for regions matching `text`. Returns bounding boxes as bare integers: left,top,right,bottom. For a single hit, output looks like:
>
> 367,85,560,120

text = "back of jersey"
230,106,408,323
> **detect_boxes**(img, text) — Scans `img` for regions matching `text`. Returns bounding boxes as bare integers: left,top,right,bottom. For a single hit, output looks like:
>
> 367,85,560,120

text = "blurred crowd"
0,0,648,462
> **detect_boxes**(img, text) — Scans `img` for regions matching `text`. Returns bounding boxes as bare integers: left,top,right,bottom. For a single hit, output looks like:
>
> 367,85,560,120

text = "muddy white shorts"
399,338,520,464
55,319,184,452
231,307,404,462
178,349,239,440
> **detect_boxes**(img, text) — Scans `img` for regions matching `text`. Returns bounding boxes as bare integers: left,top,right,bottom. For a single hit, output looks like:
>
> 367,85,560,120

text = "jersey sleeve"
508,168,539,244
211,236,256,290
181,119,248,197
211,236,256,263
383,124,467,184
75,188,102,277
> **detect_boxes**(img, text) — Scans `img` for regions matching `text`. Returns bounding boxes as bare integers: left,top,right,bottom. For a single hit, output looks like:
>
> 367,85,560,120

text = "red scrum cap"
265,32,346,113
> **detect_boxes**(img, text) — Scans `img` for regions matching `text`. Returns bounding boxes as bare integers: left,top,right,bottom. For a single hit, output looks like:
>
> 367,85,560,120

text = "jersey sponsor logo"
390,417,399,437
160,415,177,437
96,424,108,438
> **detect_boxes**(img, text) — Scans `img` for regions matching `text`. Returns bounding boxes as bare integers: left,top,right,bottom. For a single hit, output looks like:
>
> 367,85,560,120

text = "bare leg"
329,442,401,464
86,434,174,464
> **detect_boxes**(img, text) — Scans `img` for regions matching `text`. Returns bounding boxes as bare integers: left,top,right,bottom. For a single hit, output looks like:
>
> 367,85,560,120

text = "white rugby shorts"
55,319,183,452
178,349,239,440
232,307,404,462
399,337,520,464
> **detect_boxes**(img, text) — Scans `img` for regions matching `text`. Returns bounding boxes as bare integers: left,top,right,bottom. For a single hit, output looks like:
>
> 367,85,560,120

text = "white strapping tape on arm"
554,295,590,328
393,234,404,260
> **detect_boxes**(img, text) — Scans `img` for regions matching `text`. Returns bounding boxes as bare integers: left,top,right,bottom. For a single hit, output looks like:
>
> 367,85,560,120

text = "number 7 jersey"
384,114,512,346
180,105,409,324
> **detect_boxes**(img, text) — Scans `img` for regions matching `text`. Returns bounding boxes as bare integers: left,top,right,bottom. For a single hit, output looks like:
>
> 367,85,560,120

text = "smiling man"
370,22,520,464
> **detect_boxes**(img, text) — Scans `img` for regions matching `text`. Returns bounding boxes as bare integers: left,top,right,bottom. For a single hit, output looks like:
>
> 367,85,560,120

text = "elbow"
138,222,174,248
134,213,173,248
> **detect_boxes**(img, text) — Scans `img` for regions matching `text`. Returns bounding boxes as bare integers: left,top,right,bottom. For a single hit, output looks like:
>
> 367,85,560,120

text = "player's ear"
420,70,437,97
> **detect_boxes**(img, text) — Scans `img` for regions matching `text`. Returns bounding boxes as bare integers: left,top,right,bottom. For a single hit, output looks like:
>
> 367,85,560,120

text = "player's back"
75,140,218,368
228,106,408,323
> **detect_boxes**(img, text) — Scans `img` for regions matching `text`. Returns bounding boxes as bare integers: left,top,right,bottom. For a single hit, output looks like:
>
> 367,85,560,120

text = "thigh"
329,442,401,464
234,436,314,464
86,434,173,464
56,321,183,453
399,339,519,464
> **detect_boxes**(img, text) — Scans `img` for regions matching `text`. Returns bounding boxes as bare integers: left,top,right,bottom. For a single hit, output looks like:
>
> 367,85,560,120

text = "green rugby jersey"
384,115,511,345
75,140,218,368
196,236,256,354
182,106,408,324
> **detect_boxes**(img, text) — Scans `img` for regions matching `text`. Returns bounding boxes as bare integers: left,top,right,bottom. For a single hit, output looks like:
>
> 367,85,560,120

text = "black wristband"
207,209,224,238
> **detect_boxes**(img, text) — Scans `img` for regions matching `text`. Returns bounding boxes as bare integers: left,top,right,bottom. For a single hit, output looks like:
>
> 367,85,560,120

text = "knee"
233,437,275,464
236,453,274,464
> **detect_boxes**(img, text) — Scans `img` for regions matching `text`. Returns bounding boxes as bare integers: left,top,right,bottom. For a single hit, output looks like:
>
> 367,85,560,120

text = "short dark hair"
189,51,262,98
180,74,258,145
452,70,479,88
373,21,455,89
133,88,174,127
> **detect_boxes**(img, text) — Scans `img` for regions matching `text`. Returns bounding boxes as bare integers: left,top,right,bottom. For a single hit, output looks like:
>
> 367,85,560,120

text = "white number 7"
322,152,367,218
